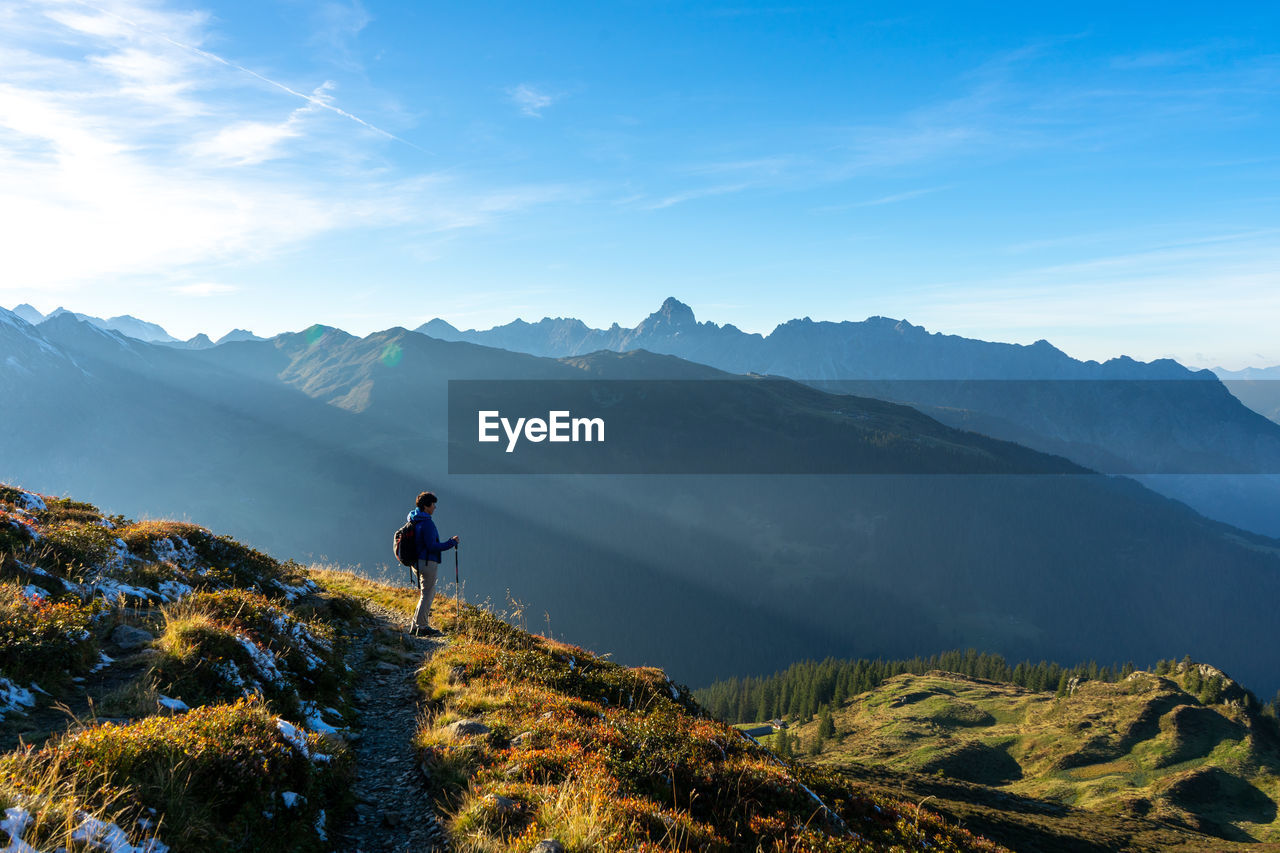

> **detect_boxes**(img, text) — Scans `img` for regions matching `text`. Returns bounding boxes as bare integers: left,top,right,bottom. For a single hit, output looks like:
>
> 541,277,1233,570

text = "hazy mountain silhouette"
214,329,266,345
10,304,45,326
37,306,180,343
1213,366,1280,428
419,299,1280,537
4,314,1280,693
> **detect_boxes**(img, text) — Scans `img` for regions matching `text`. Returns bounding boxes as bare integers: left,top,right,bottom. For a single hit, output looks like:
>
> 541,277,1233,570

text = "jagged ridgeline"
0,482,1014,852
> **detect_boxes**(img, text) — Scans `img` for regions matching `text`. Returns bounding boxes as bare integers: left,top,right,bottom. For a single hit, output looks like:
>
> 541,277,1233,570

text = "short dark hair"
416,491,437,510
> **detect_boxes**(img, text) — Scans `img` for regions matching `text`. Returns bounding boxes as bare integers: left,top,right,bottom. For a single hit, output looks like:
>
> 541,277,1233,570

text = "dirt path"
331,602,451,853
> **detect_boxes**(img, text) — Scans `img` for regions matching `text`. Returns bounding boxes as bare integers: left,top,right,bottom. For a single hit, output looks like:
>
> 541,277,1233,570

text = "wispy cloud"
309,1,372,71
1110,45,1217,70
68,0,421,149
899,229,1280,365
815,186,951,212
187,83,336,166
644,183,752,210
508,83,555,117
0,0,567,294
171,281,240,296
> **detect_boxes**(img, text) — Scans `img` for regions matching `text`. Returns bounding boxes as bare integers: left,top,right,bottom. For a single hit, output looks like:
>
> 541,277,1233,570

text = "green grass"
411,600,1014,852
799,669,1280,845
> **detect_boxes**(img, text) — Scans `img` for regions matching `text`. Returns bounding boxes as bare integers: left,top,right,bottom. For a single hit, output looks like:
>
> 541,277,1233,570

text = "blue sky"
1,1,1278,367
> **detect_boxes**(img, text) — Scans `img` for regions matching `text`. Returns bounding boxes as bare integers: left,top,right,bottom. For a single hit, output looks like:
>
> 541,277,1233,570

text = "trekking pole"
454,544,461,621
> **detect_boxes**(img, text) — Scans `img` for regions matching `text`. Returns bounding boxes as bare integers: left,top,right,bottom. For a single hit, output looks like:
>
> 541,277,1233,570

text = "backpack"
393,520,419,567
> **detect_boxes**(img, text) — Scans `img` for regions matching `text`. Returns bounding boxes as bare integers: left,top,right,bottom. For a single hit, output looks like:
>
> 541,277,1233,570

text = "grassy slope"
26,476,1264,851
1,482,1010,852
413,601,1011,852
783,670,1280,850
0,484,360,852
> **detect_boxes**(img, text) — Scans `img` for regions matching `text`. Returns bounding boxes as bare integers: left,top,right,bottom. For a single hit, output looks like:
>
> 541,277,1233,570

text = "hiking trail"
331,601,450,853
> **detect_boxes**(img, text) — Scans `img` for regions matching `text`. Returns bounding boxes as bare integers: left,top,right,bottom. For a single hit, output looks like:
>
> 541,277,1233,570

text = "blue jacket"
409,509,456,563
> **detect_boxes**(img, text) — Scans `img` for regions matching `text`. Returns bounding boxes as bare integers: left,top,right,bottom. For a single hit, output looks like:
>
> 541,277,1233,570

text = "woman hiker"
407,490,459,637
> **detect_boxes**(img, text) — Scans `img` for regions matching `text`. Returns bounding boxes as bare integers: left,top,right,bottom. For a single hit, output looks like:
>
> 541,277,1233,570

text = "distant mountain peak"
0,305,28,329
11,304,45,325
36,307,178,343
643,297,697,331
214,329,265,345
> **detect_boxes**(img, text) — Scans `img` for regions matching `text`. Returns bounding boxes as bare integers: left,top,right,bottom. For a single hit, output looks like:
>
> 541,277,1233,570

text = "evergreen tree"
1199,674,1225,705
1185,668,1204,696
818,705,836,741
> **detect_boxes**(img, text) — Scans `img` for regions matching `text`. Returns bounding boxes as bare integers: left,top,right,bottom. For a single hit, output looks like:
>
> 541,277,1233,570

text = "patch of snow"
273,577,319,602
275,718,331,763
17,561,53,578
102,538,132,572
0,678,36,714
91,577,156,602
2,514,39,543
1,807,34,851
298,701,340,734
29,683,49,695
269,614,329,669
12,490,45,513
156,580,194,602
151,537,198,569
236,635,283,683
91,652,116,673
667,679,679,700
70,813,169,852
568,656,576,671
20,585,45,600
3,356,30,376
157,695,189,712
281,792,303,809
212,660,246,689
315,810,326,841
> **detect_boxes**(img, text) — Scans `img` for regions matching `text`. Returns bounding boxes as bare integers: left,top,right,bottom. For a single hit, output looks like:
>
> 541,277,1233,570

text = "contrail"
69,0,428,153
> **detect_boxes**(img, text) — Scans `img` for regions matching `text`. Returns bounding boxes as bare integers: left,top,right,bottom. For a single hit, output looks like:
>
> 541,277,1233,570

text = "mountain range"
4,303,1280,696
8,303,263,348
416,298,1280,539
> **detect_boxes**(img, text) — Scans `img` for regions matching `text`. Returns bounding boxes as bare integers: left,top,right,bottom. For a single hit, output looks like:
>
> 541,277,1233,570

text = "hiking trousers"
412,559,440,631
